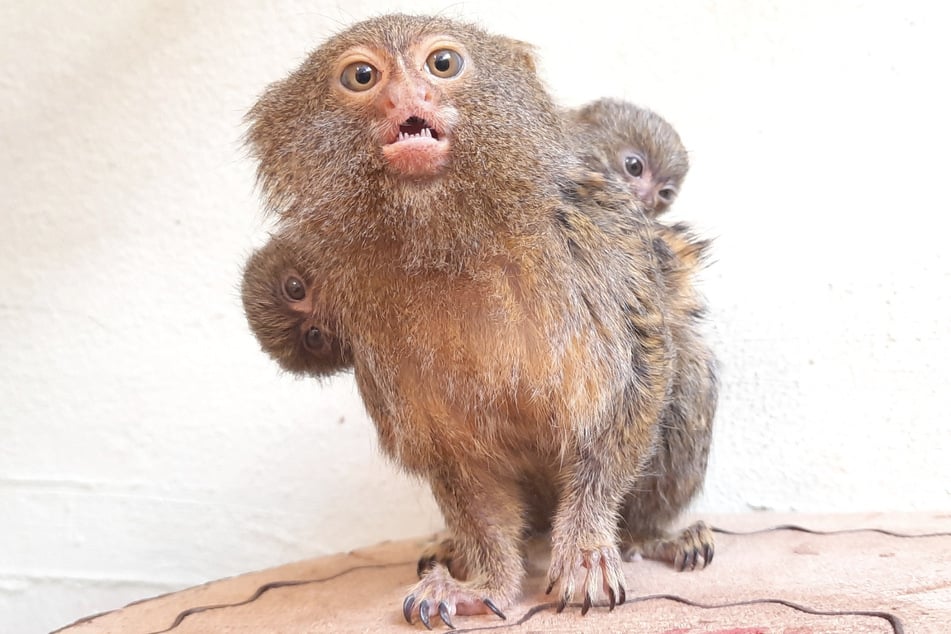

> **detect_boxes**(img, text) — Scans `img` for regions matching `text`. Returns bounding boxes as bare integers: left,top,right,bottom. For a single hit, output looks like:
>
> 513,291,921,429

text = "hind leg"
622,520,714,570
618,369,716,571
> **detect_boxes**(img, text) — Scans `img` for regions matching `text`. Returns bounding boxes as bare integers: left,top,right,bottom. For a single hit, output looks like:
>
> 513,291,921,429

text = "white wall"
2,1,950,632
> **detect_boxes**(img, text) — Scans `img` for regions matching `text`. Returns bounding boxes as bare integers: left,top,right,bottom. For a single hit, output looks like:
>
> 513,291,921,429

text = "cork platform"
55,513,951,633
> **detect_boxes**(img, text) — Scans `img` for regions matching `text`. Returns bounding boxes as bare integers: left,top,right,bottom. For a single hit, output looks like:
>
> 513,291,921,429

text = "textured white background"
2,1,950,632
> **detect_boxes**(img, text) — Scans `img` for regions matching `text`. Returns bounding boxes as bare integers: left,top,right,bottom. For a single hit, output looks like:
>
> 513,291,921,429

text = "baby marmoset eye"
624,154,644,177
282,276,306,301
304,327,326,353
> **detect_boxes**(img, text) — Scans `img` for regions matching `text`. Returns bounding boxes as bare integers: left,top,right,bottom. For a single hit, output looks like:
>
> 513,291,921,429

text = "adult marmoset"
246,14,714,628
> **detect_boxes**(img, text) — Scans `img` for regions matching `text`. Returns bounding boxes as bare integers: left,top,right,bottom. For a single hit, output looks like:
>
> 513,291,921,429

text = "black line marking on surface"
141,561,414,634
452,596,905,633
712,524,951,538
141,558,908,634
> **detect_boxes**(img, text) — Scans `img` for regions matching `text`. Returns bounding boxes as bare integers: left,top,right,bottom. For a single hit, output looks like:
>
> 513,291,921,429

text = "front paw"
403,564,507,629
546,542,626,614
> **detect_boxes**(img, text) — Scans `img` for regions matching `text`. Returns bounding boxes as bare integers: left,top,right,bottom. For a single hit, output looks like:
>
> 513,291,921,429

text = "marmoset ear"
502,37,539,73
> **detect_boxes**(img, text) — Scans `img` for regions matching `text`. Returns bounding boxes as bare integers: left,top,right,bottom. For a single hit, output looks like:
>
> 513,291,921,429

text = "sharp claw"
483,598,506,620
704,543,715,566
556,598,567,613
683,549,694,571
682,548,694,571
618,585,627,605
581,593,592,616
607,586,617,611
419,600,432,630
403,595,416,624
438,601,454,629
545,581,554,595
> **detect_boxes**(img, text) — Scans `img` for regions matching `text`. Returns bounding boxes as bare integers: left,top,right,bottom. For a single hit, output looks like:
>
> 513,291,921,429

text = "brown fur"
620,221,717,569
244,14,715,626
242,112,718,573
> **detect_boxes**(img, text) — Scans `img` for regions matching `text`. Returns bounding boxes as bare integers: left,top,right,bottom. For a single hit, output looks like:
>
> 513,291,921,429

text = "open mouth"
382,115,450,175
394,116,440,142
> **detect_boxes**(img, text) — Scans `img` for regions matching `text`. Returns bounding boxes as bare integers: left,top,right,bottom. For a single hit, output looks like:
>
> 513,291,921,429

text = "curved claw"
581,592,592,616
403,595,416,624
483,598,506,620
677,549,694,572
438,601,454,629
686,548,699,571
545,581,554,595
418,599,432,630
703,543,715,567
556,598,567,613
607,586,617,611
618,585,627,605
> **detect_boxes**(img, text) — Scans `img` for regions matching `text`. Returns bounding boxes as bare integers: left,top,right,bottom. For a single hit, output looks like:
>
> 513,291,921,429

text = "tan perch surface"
55,512,951,633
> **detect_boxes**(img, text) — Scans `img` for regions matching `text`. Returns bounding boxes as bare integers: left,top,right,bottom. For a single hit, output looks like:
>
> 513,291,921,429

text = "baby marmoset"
569,98,717,569
243,14,715,628
570,97,689,217
241,235,352,377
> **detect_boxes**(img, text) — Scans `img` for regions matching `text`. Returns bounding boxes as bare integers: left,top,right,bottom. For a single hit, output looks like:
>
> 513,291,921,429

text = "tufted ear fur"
501,37,539,73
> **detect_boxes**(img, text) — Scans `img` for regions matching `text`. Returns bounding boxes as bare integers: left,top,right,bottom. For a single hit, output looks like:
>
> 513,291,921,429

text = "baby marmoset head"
571,98,689,217
241,232,351,377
